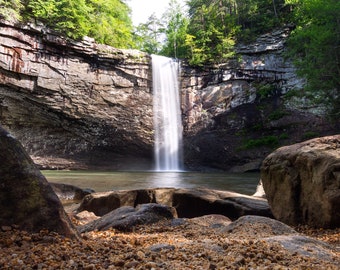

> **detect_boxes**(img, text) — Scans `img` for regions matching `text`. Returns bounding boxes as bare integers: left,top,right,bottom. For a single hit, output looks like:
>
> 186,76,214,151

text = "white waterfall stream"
152,55,183,171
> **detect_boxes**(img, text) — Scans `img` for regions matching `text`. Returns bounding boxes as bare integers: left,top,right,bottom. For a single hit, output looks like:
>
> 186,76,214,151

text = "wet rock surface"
0,21,154,170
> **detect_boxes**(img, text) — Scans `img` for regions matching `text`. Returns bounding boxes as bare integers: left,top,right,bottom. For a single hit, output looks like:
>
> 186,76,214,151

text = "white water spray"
152,55,183,171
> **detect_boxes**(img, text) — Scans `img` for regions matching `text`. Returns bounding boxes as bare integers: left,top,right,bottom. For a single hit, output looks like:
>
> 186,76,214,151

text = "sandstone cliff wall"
0,21,153,169
0,21,337,170
180,28,337,171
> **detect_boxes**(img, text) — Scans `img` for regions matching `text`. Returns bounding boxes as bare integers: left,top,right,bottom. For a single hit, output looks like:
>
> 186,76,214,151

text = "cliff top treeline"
1,0,339,117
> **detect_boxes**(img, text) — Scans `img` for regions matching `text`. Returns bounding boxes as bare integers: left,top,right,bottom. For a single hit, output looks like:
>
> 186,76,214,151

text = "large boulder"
0,126,78,238
261,135,340,228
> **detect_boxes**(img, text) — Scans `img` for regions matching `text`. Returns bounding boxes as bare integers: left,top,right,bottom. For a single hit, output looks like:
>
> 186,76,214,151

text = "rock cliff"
0,21,338,170
181,27,338,171
0,21,153,169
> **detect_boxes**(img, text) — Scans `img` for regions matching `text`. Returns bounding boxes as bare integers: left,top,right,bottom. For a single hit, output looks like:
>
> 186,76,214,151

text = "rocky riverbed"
0,214,339,269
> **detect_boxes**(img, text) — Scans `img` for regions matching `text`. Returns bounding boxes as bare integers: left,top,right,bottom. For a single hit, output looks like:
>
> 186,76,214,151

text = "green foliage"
302,131,319,140
133,13,164,54
268,110,288,121
0,0,23,22
235,0,288,42
21,0,134,47
160,0,190,59
256,83,277,100
186,0,238,65
241,135,279,149
286,0,340,118
87,0,134,48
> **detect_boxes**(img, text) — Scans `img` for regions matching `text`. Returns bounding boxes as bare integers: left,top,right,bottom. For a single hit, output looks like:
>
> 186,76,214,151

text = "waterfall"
152,55,183,171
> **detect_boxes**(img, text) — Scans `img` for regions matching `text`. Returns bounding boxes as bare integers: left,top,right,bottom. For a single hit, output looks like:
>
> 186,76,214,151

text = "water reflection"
43,171,260,195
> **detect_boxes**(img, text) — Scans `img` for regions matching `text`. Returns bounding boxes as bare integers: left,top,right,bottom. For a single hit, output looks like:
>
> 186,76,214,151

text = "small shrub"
268,110,289,121
242,135,279,149
302,131,319,140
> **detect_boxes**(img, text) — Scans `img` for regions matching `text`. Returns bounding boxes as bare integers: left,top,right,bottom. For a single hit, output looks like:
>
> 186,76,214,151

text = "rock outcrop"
261,135,340,228
0,126,78,238
77,188,273,220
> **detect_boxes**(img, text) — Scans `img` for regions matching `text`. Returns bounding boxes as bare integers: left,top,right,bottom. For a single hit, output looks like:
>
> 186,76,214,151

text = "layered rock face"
0,21,337,170
181,28,337,171
261,135,340,228
0,21,153,169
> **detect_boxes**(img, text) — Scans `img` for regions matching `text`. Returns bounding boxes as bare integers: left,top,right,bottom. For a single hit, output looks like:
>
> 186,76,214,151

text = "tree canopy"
285,0,340,118
0,0,134,48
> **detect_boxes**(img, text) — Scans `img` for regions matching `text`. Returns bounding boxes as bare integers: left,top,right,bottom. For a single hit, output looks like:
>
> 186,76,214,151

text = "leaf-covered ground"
0,220,339,269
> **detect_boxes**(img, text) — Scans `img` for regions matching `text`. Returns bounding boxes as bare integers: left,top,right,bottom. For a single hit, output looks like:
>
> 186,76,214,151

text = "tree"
22,0,134,47
286,0,340,118
133,13,164,54
0,0,23,22
186,0,237,65
87,0,135,48
160,0,189,59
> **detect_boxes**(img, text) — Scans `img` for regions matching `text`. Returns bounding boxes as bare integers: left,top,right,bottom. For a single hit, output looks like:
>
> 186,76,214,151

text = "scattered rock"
149,244,176,252
261,135,340,228
74,211,99,226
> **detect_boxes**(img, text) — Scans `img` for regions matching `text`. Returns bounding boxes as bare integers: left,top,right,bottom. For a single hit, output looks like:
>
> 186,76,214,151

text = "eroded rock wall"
0,21,153,169
180,28,338,171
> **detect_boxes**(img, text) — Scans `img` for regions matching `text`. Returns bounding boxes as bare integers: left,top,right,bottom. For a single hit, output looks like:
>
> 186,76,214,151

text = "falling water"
152,55,183,171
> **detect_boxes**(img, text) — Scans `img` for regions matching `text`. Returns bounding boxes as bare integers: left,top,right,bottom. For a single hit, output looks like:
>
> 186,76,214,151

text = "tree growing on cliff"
21,0,134,48
285,0,340,118
0,0,23,22
133,13,164,55
160,0,190,59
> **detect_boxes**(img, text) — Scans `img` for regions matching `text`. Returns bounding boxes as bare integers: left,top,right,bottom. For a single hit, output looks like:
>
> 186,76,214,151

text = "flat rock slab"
220,215,298,237
78,203,175,232
77,188,273,221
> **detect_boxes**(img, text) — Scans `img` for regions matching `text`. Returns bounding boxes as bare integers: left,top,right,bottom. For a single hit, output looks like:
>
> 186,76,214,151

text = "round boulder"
261,135,340,228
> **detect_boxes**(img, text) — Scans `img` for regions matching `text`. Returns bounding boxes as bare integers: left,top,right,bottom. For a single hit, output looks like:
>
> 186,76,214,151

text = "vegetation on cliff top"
0,0,339,117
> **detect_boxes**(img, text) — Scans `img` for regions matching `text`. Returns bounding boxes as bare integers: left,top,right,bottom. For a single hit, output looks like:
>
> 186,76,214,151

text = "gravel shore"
0,217,339,269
